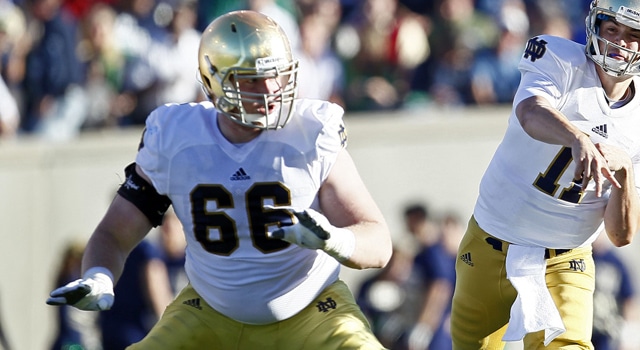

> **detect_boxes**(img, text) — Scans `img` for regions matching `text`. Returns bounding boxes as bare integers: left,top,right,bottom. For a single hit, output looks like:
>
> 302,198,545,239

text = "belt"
485,236,571,259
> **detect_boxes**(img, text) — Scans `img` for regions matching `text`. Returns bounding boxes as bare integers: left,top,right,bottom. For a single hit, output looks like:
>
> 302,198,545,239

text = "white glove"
270,208,355,261
407,323,433,350
46,267,115,311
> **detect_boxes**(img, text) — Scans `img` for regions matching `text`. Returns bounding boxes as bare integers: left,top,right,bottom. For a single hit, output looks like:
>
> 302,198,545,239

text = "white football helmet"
198,10,298,129
586,0,640,76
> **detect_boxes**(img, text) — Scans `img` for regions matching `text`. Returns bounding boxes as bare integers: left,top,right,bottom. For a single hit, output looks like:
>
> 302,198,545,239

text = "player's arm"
84,163,168,280
47,164,170,310
82,195,154,281
269,150,392,269
597,144,640,246
318,150,392,269
516,95,619,196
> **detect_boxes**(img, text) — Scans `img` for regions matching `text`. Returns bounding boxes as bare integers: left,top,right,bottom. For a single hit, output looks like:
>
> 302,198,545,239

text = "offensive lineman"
46,10,392,349
451,0,640,349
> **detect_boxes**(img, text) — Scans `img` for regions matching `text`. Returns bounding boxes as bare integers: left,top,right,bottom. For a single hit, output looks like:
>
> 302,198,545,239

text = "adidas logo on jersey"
591,124,608,138
460,252,474,266
183,298,203,310
230,168,251,181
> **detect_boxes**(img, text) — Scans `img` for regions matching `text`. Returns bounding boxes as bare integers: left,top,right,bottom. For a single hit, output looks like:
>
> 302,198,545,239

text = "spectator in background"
110,0,169,126
77,2,130,129
398,0,433,15
335,0,429,111
117,0,168,42
195,0,239,31
564,0,593,44
407,211,462,350
470,0,528,105
294,10,345,107
357,247,422,349
403,203,439,249
0,74,19,138
357,202,440,349
525,0,574,41
592,233,639,350
49,240,102,350
99,238,174,350
61,0,118,20
296,0,343,31
150,0,204,107
0,0,27,115
21,0,88,140
1,0,616,141
411,0,499,108
158,209,187,296
248,0,300,51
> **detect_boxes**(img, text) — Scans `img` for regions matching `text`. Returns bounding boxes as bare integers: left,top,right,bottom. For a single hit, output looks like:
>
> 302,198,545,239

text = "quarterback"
451,0,640,349
46,11,392,349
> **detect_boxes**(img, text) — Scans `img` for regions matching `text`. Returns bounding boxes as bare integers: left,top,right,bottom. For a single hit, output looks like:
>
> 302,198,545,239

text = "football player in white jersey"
46,10,392,349
451,0,640,349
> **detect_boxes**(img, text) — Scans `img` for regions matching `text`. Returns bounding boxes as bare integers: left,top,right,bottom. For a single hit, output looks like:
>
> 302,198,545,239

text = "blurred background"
1,0,639,349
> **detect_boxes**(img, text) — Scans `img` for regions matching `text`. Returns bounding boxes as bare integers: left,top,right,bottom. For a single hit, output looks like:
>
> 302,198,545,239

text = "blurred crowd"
0,0,595,141
357,203,464,350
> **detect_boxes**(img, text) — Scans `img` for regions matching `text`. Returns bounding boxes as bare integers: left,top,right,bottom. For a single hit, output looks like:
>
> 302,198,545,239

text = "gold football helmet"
198,10,299,129
586,0,640,76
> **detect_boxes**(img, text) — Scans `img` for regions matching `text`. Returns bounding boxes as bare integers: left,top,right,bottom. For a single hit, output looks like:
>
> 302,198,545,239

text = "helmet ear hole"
199,72,211,89
204,55,217,75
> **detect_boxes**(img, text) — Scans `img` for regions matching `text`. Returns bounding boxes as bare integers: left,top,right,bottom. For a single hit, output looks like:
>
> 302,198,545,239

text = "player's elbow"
375,237,394,269
372,246,393,270
345,235,392,270
610,236,632,247
607,229,634,247
373,229,393,269
346,253,392,270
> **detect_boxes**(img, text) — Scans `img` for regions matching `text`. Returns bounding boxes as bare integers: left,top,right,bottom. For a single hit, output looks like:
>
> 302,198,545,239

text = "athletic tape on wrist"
83,266,115,285
325,227,355,262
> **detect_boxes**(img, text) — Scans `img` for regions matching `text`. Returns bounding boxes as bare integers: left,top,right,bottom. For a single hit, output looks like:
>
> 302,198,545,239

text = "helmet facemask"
215,60,298,129
586,1,640,77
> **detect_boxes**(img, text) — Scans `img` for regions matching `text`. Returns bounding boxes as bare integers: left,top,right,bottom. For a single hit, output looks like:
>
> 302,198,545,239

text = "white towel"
503,245,566,346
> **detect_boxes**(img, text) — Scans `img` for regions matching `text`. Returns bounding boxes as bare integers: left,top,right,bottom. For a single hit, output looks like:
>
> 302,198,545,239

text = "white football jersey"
136,98,348,324
474,35,640,249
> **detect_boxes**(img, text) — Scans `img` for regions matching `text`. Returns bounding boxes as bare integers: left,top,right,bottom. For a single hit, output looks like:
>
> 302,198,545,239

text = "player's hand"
596,143,632,174
46,267,115,311
269,208,355,261
571,136,620,196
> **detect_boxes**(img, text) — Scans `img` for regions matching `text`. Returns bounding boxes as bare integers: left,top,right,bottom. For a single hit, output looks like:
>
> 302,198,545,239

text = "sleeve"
135,107,171,195
630,154,640,195
317,102,347,150
315,102,348,182
513,35,577,108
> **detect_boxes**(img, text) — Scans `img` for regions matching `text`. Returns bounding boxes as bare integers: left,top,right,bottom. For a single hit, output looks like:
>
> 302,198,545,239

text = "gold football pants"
450,216,595,350
127,279,385,350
